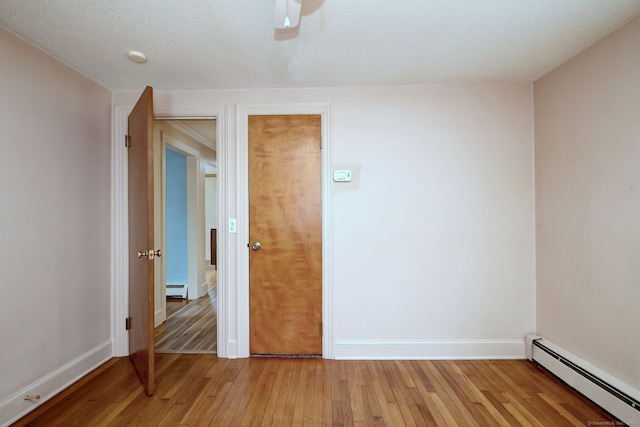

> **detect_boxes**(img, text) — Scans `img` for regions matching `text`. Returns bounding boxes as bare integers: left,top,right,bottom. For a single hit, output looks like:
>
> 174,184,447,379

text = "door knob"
138,249,162,260
251,242,261,250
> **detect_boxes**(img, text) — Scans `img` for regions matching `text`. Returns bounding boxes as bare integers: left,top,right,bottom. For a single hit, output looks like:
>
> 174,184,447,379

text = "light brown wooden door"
128,86,156,395
249,115,322,355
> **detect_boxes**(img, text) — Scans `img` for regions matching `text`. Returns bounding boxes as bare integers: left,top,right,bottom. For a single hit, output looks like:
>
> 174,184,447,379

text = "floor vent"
526,335,639,425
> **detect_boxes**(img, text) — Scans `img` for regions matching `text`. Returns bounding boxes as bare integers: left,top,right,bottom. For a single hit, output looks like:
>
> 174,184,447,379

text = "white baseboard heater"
526,335,640,425
166,283,188,299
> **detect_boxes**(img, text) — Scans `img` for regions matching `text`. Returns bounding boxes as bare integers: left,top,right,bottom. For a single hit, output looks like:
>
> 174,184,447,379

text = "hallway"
155,269,217,353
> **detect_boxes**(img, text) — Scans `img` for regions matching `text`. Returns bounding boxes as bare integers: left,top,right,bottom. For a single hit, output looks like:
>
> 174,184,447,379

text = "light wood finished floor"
13,355,618,426
155,286,217,353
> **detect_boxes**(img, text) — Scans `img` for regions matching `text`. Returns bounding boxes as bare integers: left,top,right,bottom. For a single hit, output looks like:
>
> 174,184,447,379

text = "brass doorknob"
138,249,162,259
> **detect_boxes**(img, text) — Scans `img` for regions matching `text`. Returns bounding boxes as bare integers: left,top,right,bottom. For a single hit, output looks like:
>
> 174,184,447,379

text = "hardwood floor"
166,268,216,318
155,286,217,353
166,297,189,318
13,356,618,426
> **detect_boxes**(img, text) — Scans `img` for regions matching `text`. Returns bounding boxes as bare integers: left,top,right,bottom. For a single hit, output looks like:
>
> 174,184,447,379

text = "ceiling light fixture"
274,0,302,29
127,50,147,64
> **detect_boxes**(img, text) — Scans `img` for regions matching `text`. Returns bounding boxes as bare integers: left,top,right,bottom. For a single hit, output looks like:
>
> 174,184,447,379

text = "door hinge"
125,317,131,330
319,138,322,150
125,135,130,148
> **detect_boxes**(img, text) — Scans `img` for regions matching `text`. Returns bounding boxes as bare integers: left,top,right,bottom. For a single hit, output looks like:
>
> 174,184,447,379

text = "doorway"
153,119,218,354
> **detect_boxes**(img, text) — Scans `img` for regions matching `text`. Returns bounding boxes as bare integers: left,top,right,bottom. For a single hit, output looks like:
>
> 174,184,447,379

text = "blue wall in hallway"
166,148,188,283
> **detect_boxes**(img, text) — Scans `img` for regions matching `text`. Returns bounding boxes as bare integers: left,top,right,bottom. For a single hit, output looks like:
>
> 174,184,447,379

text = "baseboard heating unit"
166,284,187,299
526,335,640,425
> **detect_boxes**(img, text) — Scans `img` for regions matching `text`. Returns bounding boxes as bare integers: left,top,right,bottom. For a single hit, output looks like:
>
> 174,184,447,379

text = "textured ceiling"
1,1,640,91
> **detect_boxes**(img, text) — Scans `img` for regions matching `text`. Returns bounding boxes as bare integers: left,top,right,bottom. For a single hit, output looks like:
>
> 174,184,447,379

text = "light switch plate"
228,218,237,234
333,170,352,182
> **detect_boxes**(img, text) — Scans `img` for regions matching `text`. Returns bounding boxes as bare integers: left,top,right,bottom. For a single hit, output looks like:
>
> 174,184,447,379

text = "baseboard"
334,339,525,360
528,337,640,426
199,280,209,295
0,340,112,427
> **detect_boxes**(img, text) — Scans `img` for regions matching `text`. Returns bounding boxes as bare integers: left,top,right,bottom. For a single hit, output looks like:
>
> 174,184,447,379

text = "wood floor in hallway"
13,355,618,426
155,286,217,353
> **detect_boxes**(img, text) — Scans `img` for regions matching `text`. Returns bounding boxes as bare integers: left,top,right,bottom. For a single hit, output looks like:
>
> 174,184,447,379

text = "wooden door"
128,86,156,395
249,115,322,355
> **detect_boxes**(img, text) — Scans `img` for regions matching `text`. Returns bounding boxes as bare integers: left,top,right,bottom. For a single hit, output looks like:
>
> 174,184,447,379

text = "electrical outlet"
228,218,237,234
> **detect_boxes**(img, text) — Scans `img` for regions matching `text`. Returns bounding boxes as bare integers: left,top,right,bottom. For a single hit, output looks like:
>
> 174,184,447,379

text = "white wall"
114,83,536,359
332,85,535,357
535,16,640,391
0,27,112,424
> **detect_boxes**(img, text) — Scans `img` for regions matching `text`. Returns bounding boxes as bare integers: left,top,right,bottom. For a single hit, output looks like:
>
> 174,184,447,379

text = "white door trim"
111,102,230,357
236,104,334,359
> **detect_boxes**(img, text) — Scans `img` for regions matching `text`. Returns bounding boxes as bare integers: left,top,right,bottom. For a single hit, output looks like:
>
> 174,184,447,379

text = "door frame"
111,101,228,357
237,104,334,359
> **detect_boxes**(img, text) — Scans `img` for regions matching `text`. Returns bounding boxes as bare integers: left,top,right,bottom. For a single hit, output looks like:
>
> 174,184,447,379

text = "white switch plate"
228,218,237,234
333,170,352,182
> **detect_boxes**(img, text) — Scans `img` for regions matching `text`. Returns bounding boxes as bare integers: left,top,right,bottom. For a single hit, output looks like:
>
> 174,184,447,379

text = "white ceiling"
1,1,640,91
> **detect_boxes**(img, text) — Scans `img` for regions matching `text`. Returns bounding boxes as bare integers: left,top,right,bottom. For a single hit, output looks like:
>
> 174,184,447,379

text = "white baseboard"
529,338,640,426
199,281,209,295
0,340,112,427
334,339,525,360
